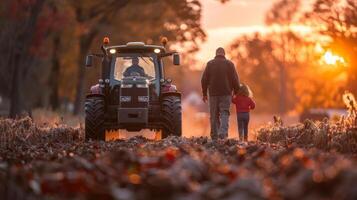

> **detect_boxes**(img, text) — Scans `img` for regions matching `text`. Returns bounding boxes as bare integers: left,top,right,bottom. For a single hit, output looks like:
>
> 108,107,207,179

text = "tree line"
1,0,356,117
228,0,357,114
0,0,210,117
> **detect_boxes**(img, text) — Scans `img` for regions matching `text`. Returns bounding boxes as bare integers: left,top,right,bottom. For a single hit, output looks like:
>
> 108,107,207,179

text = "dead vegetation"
0,117,357,200
0,117,82,148
257,92,357,154
257,118,357,153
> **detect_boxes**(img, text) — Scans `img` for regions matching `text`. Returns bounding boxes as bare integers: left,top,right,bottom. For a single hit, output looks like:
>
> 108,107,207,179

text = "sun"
322,51,345,65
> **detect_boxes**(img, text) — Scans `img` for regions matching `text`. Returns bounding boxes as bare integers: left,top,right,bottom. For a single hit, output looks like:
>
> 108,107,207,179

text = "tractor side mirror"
173,53,180,66
85,55,93,67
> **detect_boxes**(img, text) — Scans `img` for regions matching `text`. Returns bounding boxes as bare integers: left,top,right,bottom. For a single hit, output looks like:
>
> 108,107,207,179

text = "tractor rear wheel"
85,96,105,141
161,96,182,138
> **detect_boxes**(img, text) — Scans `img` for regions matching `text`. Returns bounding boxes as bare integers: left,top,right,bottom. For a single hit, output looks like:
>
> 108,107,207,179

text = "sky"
196,0,274,63
196,0,316,65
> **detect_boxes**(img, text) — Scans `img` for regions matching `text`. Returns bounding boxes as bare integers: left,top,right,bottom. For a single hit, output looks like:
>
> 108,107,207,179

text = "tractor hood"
121,76,149,86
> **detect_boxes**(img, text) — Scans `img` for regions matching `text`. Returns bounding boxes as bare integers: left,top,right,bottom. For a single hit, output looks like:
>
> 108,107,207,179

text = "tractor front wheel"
85,96,105,141
161,96,182,138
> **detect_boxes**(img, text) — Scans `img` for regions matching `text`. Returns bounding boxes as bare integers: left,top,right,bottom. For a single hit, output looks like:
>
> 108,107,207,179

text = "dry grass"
257,92,357,153
256,118,357,153
0,112,356,199
1,134,357,200
0,117,82,148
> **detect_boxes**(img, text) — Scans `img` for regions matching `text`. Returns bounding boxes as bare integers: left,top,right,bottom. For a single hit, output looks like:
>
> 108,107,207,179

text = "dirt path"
1,137,357,199
0,117,356,200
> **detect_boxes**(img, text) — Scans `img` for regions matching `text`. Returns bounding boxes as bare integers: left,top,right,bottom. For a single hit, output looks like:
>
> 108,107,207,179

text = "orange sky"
196,0,313,66
196,0,274,64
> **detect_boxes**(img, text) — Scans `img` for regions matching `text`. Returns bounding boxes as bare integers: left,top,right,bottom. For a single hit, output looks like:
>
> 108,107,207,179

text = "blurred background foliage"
0,0,356,118
0,0,206,117
229,0,357,114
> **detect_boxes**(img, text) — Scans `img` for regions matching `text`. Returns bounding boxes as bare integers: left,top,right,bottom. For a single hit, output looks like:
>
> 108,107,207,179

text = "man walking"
201,47,240,139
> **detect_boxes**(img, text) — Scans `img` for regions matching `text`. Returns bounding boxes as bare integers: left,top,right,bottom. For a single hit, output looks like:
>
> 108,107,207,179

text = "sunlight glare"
322,51,345,65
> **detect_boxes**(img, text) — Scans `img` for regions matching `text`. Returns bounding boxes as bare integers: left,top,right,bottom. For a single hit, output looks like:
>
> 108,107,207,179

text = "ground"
0,117,356,200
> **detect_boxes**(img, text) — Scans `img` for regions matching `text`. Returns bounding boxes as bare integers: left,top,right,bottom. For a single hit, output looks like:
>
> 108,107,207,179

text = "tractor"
84,37,182,141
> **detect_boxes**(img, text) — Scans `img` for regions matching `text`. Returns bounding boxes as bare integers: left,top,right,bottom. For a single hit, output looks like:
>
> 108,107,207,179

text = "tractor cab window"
114,55,156,81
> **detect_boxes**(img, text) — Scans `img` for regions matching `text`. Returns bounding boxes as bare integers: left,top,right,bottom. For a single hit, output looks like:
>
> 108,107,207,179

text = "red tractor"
84,38,181,140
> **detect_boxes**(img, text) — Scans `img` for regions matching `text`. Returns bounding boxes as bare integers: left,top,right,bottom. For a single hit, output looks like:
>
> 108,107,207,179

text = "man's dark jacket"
123,65,146,77
201,55,240,96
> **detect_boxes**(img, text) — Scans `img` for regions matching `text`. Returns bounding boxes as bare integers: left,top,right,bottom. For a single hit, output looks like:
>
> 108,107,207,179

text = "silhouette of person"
123,57,146,77
201,47,240,139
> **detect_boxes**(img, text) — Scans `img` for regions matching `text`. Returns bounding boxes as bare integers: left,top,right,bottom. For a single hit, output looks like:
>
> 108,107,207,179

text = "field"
0,117,356,200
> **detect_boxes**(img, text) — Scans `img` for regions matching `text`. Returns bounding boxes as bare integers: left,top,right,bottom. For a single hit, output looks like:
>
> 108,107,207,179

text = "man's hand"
202,95,208,103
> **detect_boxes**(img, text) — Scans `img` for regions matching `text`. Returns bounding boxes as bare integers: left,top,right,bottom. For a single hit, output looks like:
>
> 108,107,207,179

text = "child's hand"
231,95,236,103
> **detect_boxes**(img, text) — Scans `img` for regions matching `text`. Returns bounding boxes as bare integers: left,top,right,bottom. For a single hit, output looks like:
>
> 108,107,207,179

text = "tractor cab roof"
105,42,166,54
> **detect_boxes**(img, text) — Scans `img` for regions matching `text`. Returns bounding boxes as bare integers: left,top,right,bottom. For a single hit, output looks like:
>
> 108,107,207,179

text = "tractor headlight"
138,96,149,102
120,96,131,102
109,49,116,54
121,84,133,88
136,84,148,88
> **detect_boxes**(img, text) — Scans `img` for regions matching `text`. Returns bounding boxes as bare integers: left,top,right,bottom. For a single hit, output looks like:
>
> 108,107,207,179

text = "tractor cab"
84,38,182,141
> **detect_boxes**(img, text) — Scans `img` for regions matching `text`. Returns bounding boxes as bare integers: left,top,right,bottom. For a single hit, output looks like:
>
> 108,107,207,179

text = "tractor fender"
161,91,181,99
86,93,105,98
90,84,102,95
161,83,181,99
162,84,178,93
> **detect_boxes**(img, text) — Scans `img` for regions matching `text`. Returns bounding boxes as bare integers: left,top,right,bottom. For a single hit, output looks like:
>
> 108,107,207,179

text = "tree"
265,0,302,114
229,34,281,113
0,0,221,117
47,1,70,110
104,0,206,92
68,0,130,115
69,0,206,115
306,0,357,95
0,0,47,117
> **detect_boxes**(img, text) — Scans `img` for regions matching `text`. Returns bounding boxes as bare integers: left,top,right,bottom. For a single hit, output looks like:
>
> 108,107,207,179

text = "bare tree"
70,0,130,115
265,0,302,114
3,0,46,118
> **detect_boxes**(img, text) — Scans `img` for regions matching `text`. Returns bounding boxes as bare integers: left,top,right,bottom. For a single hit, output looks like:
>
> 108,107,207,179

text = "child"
232,84,256,141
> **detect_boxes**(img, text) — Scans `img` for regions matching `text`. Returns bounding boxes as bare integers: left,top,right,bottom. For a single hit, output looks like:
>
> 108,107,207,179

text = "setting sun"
322,51,346,65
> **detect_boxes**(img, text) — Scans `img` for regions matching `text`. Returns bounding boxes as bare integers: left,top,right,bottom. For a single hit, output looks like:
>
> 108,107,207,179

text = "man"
201,47,240,139
123,57,146,77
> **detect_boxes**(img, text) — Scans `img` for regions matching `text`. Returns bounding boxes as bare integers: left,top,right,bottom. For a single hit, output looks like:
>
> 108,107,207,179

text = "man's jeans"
209,95,231,139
